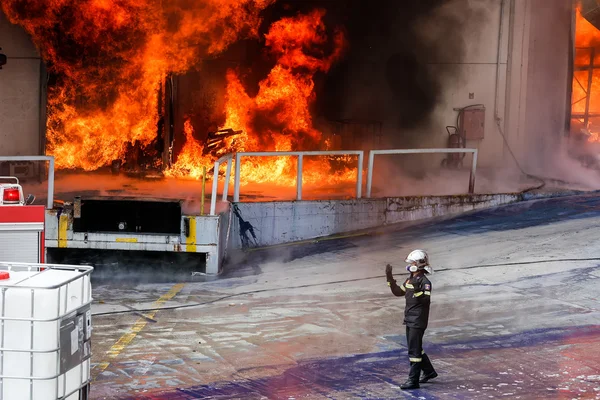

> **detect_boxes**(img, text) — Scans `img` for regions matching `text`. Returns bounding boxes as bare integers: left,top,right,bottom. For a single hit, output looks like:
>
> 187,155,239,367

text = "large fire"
573,7,600,142
1,0,276,170
1,0,358,188
168,9,356,186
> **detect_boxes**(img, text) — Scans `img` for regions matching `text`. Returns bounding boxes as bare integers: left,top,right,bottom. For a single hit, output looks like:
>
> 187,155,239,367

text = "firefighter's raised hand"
385,264,393,280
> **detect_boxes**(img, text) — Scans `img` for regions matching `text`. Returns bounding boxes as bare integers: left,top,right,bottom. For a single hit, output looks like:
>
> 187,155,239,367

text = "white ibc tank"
0,264,92,400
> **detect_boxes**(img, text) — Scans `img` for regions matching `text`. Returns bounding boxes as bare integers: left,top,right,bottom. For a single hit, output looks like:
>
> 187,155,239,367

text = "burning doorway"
0,1,355,186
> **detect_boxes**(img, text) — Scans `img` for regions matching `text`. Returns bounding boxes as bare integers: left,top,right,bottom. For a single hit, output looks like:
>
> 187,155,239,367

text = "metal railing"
0,156,55,209
209,154,234,215
207,148,479,214
366,148,478,197
233,151,364,202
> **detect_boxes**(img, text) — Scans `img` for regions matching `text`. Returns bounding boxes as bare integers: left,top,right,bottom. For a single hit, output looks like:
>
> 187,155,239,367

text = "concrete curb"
226,189,598,257
520,189,600,201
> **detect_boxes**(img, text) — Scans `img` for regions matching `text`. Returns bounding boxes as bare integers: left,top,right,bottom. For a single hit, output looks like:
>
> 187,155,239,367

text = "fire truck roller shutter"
0,229,41,263
0,205,46,263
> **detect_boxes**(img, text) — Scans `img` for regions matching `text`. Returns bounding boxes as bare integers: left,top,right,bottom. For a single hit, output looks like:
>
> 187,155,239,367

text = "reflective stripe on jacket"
388,273,432,329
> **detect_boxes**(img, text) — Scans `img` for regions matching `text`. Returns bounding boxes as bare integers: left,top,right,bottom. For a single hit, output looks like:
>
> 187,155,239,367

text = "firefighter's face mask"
406,264,419,273
406,264,434,274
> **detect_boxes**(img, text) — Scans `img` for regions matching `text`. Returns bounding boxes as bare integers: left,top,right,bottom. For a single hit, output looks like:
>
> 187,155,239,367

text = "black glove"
385,264,393,282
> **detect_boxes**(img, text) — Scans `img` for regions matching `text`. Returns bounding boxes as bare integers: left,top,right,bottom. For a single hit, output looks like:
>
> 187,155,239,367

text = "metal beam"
585,48,596,127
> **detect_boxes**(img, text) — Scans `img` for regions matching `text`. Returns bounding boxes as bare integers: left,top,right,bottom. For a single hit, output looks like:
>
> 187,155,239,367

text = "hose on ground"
92,257,600,317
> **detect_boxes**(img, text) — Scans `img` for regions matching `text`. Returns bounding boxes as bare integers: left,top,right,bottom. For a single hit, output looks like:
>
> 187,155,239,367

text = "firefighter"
385,249,438,390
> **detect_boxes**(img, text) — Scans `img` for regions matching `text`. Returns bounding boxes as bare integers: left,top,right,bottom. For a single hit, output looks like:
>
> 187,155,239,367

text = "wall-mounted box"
460,108,485,140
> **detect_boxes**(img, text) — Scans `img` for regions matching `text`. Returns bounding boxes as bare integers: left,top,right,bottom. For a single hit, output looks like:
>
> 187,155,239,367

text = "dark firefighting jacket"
388,273,432,329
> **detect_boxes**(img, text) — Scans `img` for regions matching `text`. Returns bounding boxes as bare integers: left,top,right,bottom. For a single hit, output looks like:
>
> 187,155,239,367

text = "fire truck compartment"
44,200,231,275
74,197,182,235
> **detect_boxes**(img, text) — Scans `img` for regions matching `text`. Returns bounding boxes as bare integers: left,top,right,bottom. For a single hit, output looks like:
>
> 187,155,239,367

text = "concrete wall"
423,0,572,169
0,11,43,156
229,194,521,249
426,0,508,167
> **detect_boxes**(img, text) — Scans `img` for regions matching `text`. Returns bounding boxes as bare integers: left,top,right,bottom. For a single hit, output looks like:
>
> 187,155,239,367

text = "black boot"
419,353,438,383
400,362,421,390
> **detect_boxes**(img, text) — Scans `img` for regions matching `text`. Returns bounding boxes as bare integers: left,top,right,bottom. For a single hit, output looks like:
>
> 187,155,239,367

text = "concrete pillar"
503,0,533,168
503,0,572,173
0,11,43,156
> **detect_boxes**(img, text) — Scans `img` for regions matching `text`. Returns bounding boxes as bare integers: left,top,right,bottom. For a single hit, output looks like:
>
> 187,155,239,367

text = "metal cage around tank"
0,262,93,400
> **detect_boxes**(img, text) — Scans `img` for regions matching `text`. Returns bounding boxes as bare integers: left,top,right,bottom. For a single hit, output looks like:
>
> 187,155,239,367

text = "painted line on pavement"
92,283,186,378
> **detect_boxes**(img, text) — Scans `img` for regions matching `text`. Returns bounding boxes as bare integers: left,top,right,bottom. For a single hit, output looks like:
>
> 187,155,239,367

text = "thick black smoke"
251,0,480,148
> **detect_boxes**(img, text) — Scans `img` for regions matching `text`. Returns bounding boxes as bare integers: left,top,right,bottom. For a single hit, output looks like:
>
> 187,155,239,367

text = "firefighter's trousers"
405,327,435,381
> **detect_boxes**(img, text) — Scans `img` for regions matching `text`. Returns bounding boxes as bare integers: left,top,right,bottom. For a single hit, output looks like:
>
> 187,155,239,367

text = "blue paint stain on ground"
116,325,600,399
432,194,600,234
373,194,600,250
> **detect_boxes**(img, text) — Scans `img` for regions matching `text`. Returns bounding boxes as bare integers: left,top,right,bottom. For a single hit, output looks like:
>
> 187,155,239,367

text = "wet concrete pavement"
89,193,600,399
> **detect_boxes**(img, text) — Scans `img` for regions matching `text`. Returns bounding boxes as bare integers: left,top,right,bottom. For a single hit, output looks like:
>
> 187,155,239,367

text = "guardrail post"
222,157,232,201
210,160,220,215
47,157,55,209
469,149,478,194
356,152,363,198
233,153,241,202
366,151,374,198
200,166,206,216
296,154,303,200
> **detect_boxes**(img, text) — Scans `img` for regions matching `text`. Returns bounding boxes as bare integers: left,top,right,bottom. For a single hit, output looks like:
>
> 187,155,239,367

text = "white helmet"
405,249,429,266
405,249,433,274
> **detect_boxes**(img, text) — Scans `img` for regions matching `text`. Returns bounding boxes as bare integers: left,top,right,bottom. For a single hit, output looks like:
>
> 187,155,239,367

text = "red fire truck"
0,176,45,263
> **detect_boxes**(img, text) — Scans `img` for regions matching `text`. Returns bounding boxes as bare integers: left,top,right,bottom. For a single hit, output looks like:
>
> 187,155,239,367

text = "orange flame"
1,0,275,170
169,9,357,187
223,9,346,152
165,119,212,179
2,1,358,188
